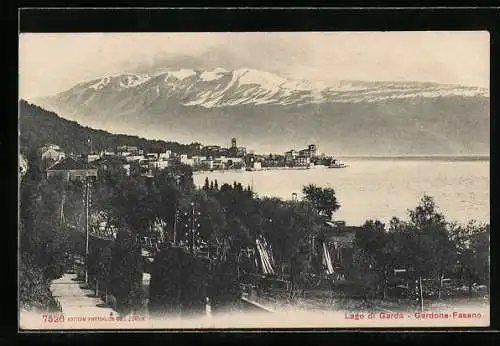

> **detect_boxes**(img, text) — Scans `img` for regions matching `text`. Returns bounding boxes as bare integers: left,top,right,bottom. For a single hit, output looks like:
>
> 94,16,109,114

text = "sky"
19,31,490,99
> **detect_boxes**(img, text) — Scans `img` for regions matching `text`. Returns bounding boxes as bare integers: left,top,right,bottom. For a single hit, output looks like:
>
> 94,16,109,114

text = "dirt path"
50,273,116,316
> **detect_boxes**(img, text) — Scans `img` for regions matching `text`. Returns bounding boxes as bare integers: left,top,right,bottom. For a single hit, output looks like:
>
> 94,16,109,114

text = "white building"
180,154,194,166
123,164,131,176
41,144,61,152
148,160,170,170
201,159,214,169
158,151,171,160
192,156,207,165
87,153,101,162
143,153,158,161
284,149,298,163
213,159,226,169
19,153,27,177
295,156,310,166
41,147,66,162
125,155,144,163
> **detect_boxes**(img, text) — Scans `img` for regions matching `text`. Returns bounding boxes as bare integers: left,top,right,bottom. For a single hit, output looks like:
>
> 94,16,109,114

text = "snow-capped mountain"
41,67,488,108
33,68,489,155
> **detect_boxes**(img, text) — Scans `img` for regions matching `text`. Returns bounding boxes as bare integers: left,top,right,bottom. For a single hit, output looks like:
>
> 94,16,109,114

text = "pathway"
50,273,116,316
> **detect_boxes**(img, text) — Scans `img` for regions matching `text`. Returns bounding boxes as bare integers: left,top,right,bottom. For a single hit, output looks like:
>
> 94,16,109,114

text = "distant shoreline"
192,167,311,175
191,156,489,176
337,155,490,161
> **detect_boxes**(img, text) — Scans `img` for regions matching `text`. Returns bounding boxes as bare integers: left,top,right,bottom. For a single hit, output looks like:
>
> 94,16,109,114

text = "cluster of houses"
244,144,332,169
285,144,319,166
38,138,337,182
39,138,249,181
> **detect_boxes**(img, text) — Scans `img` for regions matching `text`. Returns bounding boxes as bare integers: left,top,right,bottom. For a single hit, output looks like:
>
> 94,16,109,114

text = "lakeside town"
26,138,346,182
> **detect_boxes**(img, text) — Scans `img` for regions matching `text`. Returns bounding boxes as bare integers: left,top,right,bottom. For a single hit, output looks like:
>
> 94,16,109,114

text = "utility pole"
173,209,178,246
60,191,65,227
84,178,90,286
438,273,444,300
60,190,67,272
419,276,424,313
191,202,195,255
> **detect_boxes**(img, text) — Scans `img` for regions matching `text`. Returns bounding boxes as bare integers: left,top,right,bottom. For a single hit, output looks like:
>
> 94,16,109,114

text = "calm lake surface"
193,159,490,226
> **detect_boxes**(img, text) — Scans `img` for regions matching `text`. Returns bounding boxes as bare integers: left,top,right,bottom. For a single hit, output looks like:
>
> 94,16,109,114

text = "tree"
180,256,210,317
19,254,62,313
149,247,188,317
409,195,446,230
20,174,71,281
209,252,241,314
24,148,43,182
450,221,490,296
97,157,128,185
408,196,455,281
352,220,392,299
225,217,253,252
109,176,156,236
381,196,458,302
168,163,194,190
302,184,340,219
153,169,183,238
109,229,143,314
187,190,227,248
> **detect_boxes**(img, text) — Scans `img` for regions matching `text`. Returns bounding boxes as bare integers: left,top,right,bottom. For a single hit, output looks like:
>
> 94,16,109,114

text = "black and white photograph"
18,31,490,329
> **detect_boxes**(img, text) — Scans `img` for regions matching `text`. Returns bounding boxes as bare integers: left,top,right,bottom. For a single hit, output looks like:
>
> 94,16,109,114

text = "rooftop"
93,155,130,165
47,157,97,171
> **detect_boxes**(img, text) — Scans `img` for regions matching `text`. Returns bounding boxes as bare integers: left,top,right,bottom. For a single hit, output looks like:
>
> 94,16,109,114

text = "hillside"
34,68,490,156
19,100,203,156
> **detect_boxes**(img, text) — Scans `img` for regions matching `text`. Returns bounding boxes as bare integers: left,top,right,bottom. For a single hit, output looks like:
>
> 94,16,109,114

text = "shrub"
180,256,210,317
19,255,62,313
209,254,241,314
109,230,143,314
148,247,188,317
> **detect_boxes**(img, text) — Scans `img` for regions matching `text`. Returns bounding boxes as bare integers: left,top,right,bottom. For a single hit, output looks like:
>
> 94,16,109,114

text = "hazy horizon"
20,32,490,99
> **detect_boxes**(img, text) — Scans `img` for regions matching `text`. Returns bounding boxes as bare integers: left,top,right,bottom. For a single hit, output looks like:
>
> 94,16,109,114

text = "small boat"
328,159,348,168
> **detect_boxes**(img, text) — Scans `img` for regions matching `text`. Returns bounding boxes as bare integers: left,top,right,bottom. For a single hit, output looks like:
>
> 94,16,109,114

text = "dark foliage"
302,184,340,219
180,257,211,317
148,247,187,317
20,100,203,157
19,254,62,313
351,196,490,300
149,247,209,318
109,230,144,314
209,254,242,314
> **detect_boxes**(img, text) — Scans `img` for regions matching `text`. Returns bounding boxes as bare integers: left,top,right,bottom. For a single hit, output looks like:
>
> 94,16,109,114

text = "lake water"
193,159,490,226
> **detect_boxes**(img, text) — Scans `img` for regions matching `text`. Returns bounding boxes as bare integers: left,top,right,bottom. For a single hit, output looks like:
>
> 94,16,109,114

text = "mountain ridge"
36,68,489,107
33,67,490,156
